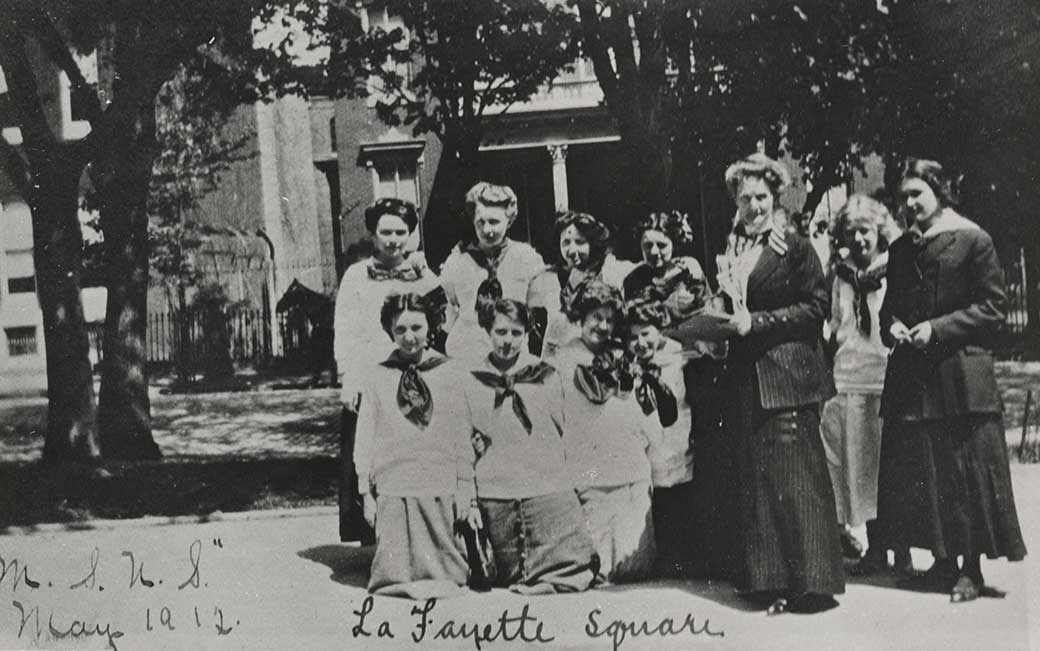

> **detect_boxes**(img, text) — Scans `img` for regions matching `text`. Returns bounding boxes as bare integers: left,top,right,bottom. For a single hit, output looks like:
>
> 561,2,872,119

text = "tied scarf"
380,351,448,429
471,360,555,433
634,360,679,427
834,262,885,335
573,349,627,404
367,262,422,282
465,242,508,313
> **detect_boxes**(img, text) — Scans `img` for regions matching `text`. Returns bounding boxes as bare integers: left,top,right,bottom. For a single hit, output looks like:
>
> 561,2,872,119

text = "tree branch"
26,6,102,124
576,0,619,105
0,136,33,199
0,21,64,169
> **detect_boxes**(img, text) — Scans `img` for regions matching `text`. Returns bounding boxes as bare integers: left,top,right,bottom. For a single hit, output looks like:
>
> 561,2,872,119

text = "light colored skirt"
368,495,470,599
578,481,656,583
820,392,882,527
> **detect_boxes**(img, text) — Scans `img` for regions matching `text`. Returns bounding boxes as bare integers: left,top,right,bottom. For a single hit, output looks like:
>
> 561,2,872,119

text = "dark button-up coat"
879,216,1006,420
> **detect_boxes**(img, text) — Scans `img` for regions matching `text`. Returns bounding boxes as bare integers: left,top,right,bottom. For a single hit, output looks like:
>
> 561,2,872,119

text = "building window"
373,160,419,205
5,326,37,357
5,249,35,294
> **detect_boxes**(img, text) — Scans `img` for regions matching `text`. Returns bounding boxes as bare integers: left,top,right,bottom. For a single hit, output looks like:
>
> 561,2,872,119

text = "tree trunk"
32,165,101,465
96,106,162,460
423,140,482,270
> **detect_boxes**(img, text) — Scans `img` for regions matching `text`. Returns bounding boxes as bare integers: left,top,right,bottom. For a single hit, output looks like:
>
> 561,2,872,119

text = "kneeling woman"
462,299,597,594
355,292,477,599
555,280,658,583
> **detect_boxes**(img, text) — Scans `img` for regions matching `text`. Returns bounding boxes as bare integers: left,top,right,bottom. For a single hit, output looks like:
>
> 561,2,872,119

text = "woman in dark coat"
876,158,1026,602
711,153,844,614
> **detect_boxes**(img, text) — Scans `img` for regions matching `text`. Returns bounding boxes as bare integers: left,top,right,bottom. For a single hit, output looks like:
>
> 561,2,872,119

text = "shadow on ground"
298,544,374,589
0,456,339,527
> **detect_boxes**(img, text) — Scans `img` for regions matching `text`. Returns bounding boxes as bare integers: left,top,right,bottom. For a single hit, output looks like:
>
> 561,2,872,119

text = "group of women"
332,153,1025,612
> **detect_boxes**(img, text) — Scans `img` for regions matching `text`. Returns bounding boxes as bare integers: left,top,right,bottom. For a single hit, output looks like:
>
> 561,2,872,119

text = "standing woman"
555,280,658,583
440,182,545,363
528,211,634,360
355,292,477,599
333,198,440,543
713,153,843,614
877,158,1025,602
462,298,597,594
819,195,908,571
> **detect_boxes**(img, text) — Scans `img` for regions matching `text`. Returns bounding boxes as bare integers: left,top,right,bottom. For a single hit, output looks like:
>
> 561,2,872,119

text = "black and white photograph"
0,0,1037,649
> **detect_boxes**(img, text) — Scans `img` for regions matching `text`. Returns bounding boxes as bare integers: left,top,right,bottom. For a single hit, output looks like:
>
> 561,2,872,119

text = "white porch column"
547,144,569,212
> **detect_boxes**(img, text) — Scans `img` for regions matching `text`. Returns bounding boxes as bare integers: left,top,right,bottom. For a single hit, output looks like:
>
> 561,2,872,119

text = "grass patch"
0,457,338,528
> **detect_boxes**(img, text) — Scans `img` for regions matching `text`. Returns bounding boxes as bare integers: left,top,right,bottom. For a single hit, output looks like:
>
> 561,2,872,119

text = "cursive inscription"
585,607,725,651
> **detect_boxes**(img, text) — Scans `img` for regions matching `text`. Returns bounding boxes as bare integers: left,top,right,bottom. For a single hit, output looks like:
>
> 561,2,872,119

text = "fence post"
1020,389,1032,461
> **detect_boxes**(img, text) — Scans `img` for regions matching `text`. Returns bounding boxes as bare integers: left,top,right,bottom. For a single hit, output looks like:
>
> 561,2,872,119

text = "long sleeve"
929,231,1007,347
440,248,463,334
828,277,843,344
747,240,829,348
452,402,477,508
354,389,377,495
333,268,361,376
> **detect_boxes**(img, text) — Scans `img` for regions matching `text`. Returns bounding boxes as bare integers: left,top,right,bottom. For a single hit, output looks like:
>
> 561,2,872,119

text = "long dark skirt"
684,359,737,580
876,416,1026,561
727,374,845,597
480,491,597,594
652,480,699,577
339,406,375,544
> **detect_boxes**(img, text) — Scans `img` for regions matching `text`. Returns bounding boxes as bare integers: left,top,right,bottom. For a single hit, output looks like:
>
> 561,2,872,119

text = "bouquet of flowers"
714,253,748,314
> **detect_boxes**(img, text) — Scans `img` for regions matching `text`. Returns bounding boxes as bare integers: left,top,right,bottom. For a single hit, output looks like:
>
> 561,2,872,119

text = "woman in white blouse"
333,198,440,543
439,182,545,363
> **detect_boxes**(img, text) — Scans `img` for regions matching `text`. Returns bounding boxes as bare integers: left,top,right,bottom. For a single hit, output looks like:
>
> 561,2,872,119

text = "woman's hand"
729,308,753,337
362,494,377,529
889,319,912,344
467,505,484,532
408,251,430,274
908,321,934,348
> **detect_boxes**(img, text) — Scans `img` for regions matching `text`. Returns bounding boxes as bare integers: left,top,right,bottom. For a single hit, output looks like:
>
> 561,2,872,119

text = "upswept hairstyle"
900,157,959,208
554,211,611,270
465,182,519,222
479,297,530,333
380,292,433,338
566,279,625,325
364,197,419,234
625,293,671,330
831,194,902,253
724,152,792,200
634,211,695,251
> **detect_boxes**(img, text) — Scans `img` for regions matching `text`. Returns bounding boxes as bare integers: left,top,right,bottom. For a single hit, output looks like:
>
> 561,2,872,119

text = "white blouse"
439,239,544,363
332,257,440,404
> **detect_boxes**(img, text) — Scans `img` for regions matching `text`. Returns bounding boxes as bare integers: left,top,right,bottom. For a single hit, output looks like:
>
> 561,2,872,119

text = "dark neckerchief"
632,355,679,427
573,346,627,404
367,258,422,282
834,259,886,335
470,356,555,433
380,350,448,429
464,241,509,310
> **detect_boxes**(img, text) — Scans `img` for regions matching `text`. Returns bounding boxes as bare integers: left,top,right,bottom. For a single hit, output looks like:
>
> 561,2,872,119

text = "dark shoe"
766,598,788,616
950,574,980,603
899,560,957,593
786,593,839,614
849,547,887,576
840,528,864,560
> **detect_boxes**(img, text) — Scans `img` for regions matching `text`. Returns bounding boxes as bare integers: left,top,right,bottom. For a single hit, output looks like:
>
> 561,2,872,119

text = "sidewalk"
0,466,1037,650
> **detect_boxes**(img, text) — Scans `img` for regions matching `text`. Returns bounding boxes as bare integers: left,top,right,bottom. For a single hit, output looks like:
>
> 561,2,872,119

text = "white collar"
910,209,980,239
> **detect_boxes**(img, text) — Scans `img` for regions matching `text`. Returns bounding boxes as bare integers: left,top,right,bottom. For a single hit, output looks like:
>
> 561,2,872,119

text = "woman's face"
390,309,428,358
736,176,776,233
488,313,526,363
900,178,941,226
559,224,591,269
640,229,674,269
372,214,411,264
473,204,513,250
626,323,661,360
843,217,880,266
580,305,617,352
